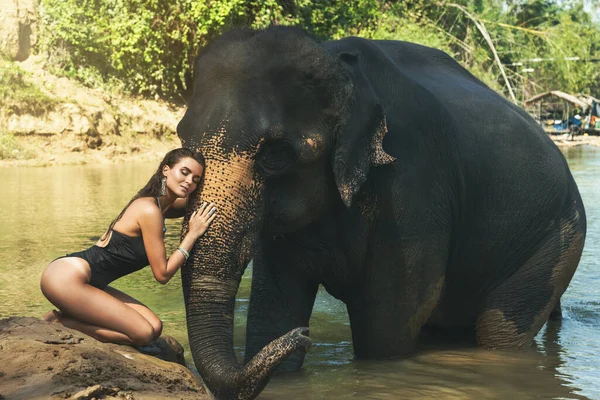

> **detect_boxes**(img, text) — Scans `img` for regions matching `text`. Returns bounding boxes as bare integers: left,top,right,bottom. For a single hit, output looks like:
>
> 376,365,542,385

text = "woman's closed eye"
182,168,202,183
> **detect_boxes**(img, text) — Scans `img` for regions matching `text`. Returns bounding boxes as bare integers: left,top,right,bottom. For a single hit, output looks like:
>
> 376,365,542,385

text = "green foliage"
370,4,456,65
38,0,383,100
532,13,600,94
39,0,247,100
0,132,34,160
0,132,19,159
371,0,600,100
0,59,58,115
37,0,600,101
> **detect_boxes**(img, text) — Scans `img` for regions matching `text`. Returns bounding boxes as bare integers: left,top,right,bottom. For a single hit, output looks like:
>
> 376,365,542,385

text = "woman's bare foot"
42,310,62,323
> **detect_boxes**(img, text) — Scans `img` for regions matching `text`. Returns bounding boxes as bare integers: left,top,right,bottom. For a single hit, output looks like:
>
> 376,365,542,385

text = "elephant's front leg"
346,262,445,359
244,244,319,372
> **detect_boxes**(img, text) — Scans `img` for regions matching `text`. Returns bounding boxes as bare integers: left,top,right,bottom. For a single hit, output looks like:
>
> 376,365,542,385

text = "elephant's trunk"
182,142,310,399
184,252,311,400
184,275,240,384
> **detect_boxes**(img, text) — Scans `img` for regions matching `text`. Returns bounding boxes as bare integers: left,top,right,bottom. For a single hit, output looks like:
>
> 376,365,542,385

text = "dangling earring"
160,177,166,196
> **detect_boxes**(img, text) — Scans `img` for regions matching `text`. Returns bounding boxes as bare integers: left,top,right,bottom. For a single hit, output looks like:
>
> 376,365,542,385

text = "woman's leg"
103,285,163,339
53,313,138,344
40,258,156,346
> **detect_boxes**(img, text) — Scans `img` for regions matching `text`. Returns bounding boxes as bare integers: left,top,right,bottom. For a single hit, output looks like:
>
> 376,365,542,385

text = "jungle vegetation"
37,0,600,104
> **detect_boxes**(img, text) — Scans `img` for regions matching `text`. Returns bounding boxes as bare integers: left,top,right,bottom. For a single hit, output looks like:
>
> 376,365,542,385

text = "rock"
0,317,207,400
7,111,69,135
95,111,119,137
60,103,94,136
6,104,107,149
115,101,181,137
0,56,186,165
85,135,102,150
0,0,38,61
66,384,127,400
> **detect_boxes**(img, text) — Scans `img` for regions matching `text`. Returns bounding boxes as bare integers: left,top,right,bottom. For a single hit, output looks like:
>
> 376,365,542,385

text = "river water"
0,145,598,399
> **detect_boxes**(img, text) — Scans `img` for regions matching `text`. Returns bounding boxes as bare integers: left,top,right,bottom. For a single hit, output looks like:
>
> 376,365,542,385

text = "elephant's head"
177,27,394,399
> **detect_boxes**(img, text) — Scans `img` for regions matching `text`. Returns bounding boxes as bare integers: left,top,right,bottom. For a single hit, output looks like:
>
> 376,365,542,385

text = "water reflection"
0,146,599,399
262,324,586,399
254,318,585,399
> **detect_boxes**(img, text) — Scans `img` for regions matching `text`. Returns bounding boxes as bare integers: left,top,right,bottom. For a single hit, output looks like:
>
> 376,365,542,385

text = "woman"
40,148,217,346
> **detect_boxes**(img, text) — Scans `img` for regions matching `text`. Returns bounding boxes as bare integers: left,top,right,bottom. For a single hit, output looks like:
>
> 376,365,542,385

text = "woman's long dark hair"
101,148,205,240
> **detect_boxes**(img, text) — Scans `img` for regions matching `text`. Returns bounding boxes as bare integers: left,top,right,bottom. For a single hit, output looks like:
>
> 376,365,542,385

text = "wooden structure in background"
524,91,599,134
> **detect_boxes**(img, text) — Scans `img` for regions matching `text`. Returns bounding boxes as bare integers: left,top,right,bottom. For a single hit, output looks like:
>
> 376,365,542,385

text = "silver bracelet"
177,247,190,261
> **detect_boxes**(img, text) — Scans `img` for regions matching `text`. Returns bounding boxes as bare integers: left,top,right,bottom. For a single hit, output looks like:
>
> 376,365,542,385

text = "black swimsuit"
58,198,166,289
61,230,149,289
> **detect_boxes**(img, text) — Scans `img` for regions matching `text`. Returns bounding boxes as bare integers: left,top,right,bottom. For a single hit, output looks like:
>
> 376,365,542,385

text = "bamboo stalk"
481,20,546,37
442,2,518,104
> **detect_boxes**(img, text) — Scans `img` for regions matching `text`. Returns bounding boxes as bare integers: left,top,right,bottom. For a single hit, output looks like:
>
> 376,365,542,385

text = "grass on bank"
0,58,55,160
0,131,35,160
0,58,58,115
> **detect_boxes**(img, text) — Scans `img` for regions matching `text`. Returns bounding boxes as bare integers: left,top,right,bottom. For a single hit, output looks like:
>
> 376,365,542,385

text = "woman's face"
163,157,204,198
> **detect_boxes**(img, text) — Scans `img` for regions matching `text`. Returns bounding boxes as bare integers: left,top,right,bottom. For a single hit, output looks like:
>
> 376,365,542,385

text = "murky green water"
0,146,599,399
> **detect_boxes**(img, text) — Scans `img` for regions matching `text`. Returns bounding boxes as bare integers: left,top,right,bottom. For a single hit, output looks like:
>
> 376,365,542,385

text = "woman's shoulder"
128,197,161,216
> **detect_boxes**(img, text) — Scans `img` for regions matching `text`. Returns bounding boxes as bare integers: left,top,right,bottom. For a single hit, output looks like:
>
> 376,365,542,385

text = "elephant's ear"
333,52,395,208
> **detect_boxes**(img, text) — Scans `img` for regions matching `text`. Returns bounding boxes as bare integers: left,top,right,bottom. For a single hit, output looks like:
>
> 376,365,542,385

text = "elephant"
176,26,586,399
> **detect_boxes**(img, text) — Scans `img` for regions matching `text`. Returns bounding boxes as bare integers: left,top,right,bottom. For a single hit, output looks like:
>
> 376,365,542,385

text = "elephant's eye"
256,140,297,176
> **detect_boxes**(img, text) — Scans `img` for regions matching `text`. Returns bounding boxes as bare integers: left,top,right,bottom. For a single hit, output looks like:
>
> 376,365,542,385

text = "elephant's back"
326,37,578,230
363,39,582,301
325,37,577,213
367,39,573,197
326,38,560,167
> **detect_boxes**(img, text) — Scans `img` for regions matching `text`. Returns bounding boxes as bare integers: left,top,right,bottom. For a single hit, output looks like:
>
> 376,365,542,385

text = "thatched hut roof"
523,91,593,111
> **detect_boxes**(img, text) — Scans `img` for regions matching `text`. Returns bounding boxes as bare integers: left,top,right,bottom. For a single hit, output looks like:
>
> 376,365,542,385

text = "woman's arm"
139,201,217,284
164,198,188,219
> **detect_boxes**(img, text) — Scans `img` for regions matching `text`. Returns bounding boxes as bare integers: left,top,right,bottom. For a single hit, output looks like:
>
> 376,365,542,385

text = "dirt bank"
1,56,184,167
2,55,598,169
0,317,207,400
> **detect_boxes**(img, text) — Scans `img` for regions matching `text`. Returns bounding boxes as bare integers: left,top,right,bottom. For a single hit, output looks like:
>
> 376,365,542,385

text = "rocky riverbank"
0,55,183,167
1,36,598,168
0,317,207,400
0,0,186,167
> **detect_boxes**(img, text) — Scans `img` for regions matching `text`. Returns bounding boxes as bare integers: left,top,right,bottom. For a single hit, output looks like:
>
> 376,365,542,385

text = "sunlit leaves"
37,0,600,101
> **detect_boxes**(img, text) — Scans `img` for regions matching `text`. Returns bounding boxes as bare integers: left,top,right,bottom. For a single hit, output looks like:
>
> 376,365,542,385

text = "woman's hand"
188,202,218,239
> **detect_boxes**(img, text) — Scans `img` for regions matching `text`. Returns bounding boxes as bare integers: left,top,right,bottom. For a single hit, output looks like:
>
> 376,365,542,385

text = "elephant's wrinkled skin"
177,27,586,399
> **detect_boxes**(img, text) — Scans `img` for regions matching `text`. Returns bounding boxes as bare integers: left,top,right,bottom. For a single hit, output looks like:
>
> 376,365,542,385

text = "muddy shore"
549,133,600,148
0,317,207,400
